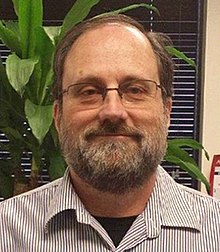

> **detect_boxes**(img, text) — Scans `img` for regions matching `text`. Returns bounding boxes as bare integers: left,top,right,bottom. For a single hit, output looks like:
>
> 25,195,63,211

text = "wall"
201,0,220,192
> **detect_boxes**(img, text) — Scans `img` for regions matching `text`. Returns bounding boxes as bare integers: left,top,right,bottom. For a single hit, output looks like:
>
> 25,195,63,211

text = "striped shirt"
0,166,219,252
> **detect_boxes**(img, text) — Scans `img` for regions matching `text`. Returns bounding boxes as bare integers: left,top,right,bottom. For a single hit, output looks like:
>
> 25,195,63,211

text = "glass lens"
67,83,103,106
121,80,157,102
64,80,157,110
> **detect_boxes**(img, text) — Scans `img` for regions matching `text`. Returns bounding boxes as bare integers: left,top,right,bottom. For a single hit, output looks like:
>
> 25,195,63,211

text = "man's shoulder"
158,166,220,212
156,166,220,235
178,184,220,202
178,182,220,208
170,174,220,217
0,177,62,210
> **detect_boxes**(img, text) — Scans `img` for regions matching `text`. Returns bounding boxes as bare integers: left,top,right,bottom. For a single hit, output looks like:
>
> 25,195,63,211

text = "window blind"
0,0,203,201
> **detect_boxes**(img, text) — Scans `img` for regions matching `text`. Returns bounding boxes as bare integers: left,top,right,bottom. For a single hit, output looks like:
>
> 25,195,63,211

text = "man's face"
54,24,172,194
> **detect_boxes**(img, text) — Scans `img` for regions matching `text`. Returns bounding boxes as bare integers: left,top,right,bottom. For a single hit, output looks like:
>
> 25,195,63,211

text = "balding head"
52,14,174,104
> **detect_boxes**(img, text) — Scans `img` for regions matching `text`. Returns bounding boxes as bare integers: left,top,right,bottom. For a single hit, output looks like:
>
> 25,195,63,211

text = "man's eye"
80,87,100,96
70,85,102,97
125,85,147,94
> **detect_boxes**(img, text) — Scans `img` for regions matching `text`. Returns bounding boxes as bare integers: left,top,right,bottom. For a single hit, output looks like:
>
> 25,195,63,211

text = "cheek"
61,105,99,132
129,105,165,128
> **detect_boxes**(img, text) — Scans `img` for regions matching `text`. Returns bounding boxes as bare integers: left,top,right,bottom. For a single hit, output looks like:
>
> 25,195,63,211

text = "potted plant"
0,0,209,199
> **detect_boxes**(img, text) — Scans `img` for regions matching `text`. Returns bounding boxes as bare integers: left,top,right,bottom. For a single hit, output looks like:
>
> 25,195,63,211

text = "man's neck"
69,169,157,217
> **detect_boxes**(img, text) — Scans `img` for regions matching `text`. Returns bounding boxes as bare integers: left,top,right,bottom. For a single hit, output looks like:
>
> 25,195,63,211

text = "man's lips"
86,132,142,141
84,124,144,142
92,134,133,139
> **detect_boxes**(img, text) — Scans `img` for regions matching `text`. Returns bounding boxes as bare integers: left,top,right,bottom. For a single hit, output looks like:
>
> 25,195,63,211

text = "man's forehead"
123,25,148,42
71,22,150,48
86,22,147,39
62,22,159,87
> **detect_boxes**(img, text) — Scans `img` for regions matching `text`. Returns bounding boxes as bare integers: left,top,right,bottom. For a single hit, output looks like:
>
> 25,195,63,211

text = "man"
0,14,219,251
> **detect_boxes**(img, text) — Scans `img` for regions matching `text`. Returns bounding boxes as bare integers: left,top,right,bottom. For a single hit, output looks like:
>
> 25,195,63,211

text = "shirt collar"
44,168,92,232
44,166,201,234
142,166,201,239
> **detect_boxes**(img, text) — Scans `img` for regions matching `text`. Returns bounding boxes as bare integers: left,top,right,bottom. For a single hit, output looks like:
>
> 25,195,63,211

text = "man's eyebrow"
120,75,145,82
72,75,105,84
72,74,146,85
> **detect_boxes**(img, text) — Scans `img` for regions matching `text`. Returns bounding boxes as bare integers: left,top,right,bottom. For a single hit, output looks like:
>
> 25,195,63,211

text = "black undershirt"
94,215,138,247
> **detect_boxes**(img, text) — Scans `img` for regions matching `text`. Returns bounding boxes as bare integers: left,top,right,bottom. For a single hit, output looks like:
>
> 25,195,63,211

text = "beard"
58,113,168,194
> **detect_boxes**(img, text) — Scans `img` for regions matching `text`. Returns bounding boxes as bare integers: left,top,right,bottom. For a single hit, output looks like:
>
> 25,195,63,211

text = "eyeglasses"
60,79,166,109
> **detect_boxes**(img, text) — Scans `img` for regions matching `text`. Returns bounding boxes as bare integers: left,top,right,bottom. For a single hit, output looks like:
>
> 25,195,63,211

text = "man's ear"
164,97,172,127
53,101,61,132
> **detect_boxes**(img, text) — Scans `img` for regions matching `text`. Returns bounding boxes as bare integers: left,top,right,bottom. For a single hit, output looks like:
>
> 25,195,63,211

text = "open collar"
143,166,201,239
44,166,201,234
44,168,92,232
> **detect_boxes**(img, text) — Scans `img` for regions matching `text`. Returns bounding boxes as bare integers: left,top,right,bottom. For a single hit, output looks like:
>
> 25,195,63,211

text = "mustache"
84,121,144,142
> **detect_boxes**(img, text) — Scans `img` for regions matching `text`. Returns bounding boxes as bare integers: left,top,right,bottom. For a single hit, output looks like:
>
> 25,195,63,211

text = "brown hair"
52,14,174,103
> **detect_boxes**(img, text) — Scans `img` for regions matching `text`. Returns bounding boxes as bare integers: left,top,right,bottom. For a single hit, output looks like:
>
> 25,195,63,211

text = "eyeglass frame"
58,79,167,106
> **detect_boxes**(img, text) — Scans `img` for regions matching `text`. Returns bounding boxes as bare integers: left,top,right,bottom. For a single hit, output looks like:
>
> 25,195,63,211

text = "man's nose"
98,90,129,124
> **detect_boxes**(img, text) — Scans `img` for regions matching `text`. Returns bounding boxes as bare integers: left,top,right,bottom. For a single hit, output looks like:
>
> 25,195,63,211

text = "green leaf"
166,142,198,166
0,160,14,199
0,57,25,119
3,20,19,37
16,0,43,58
0,126,34,152
165,141,210,193
12,0,19,16
0,66,12,129
0,56,10,89
49,124,60,148
25,99,53,144
0,127,23,141
0,20,21,55
166,46,196,68
168,139,209,160
33,26,55,104
97,3,160,17
165,155,210,193
0,93,25,129
1,57,25,131
31,149,43,173
60,0,101,37
43,26,61,45
6,54,38,95
47,150,66,180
